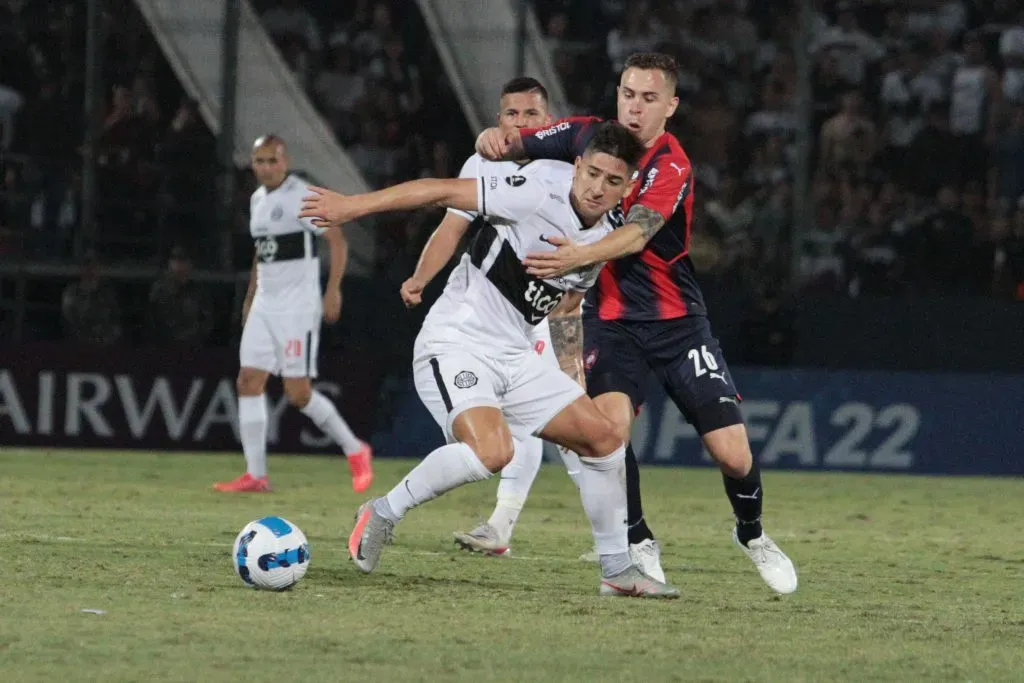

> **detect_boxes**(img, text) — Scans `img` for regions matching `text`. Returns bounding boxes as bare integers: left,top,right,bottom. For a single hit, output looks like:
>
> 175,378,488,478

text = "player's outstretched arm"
475,127,526,161
322,226,348,323
547,290,586,388
299,179,479,228
522,205,665,279
401,212,473,308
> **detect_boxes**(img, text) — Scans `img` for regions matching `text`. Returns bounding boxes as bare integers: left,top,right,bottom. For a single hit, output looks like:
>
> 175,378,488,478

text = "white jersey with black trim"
418,159,613,361
249,173,326,313
446,153,562,222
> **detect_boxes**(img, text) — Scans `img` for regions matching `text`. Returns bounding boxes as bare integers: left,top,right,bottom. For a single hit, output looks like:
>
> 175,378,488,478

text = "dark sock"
625,443,655,544
723,460,763,545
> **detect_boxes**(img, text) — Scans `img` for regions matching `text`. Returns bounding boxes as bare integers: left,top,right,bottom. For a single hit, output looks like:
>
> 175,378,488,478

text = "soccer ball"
232,516,311,590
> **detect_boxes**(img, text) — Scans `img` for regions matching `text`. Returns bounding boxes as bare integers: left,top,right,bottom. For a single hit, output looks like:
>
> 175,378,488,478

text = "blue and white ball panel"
232,516,311,590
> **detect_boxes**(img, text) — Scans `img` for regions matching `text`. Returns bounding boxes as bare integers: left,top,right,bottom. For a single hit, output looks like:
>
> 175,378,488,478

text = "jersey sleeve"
573,263,604,292
447,155,481,221
476,160,545,224
295,184,328,234
633,152,693,221
520,116,603,163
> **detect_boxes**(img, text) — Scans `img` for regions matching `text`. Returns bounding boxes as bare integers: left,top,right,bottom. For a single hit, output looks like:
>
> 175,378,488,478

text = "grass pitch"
0,449,1022,682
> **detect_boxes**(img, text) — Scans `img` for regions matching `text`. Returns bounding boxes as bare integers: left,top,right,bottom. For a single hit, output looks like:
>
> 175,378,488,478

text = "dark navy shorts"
583,315,742,435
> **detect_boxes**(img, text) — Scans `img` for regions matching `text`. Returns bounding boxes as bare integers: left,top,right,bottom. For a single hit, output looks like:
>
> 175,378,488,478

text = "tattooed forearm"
548,307,586,389
626,204,666,241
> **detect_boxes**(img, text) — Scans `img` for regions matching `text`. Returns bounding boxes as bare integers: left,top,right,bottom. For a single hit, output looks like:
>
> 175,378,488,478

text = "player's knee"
574,417,623,460
703,423,752,478
236,369,265,396
465,430,515,473
283,381,312,408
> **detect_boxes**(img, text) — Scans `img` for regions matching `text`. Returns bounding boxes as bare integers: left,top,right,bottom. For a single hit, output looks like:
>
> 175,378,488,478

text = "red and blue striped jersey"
521,116,704,321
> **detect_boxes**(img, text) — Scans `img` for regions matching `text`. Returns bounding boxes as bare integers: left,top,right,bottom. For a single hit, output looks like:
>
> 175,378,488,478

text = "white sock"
299,390,363,455
376,442,492,523
238,395,268,478
577,445,631,577
488,436,543,542
557,444,582,490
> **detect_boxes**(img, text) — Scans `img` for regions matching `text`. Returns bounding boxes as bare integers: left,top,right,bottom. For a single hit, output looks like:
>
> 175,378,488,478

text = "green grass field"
1,449,1022,682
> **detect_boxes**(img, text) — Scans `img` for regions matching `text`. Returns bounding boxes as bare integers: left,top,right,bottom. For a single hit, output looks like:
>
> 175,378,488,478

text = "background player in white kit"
399,77,581,557
214,135,373,494
302,124,678,597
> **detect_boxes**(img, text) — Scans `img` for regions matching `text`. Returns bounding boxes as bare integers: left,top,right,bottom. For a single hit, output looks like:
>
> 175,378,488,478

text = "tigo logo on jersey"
506,175,527,187
534,121,571,140
639,167,659,196
524,280,563,323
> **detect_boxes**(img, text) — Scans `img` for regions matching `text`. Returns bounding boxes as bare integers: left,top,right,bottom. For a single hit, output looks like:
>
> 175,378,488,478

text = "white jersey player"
302,122,679,597
399,78,583,557
214,135,373,494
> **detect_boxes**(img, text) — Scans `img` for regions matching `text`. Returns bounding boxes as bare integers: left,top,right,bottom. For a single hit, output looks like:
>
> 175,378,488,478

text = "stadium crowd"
1,0,1021,354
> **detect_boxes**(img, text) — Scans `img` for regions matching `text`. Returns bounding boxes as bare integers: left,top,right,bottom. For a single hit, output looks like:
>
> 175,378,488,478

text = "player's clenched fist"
300,186,355,228
400,277,426,308
475,127,510,161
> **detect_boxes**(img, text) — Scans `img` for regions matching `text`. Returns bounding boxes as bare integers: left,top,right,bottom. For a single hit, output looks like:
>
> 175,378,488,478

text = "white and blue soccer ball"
232,516,311,590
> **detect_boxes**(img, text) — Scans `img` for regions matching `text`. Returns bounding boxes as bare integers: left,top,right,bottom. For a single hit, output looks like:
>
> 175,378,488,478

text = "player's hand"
400,276,427,308
300,186,356,228
241,300,253,326
522,235,585,279
323,288,342,323
476,127,508,161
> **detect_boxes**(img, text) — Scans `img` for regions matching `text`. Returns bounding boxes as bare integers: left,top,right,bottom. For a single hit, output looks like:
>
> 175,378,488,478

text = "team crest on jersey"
271,206,284,221
454,371,478,389
584,349,598,371
256,235,279,262
608,204,626,228
506,175,527,187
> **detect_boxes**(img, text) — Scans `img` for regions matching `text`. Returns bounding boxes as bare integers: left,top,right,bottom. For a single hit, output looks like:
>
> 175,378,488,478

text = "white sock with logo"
488,436,544,543
238,395,268,478
577,445,631,577
375,442,492,523
299,390,363,455
557,444,582,489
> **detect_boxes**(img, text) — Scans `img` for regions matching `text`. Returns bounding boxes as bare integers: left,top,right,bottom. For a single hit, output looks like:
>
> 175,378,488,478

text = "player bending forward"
477,52,797,594
214,135,373,494
302,123,679,597
400,76,585,557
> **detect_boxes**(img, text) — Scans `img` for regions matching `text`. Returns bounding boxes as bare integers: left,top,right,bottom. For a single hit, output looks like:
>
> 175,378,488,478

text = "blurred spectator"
990,104,1024,208
904,102,960,199
810,4,886,86
909,185,975,294
148,246,213,346
313,45,366,124
949,31,1001,179
61,250,122,345
740,283,796,366
819,90,877,182
262,0,322,54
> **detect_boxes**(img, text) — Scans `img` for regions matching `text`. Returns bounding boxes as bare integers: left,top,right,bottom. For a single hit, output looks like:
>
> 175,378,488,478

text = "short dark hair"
500,77,548,104
623,52,678,91
583,122,645,169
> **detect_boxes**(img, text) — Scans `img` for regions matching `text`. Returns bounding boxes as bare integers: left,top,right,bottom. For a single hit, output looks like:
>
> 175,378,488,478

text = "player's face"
617,68,679,147
251,144,288,188
497,92,550,134
571,152,636,222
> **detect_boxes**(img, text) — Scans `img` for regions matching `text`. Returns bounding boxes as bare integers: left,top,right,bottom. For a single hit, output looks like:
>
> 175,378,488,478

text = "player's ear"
573,156,583,173
666,95,680,119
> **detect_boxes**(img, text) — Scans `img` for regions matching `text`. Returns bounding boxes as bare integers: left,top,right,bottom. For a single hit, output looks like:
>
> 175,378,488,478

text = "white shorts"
240,306,321,378
413,323,582,443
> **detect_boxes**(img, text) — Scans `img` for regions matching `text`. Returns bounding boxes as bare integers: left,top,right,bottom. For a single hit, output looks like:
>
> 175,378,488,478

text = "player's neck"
642,128,666,149
263,175,288,192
